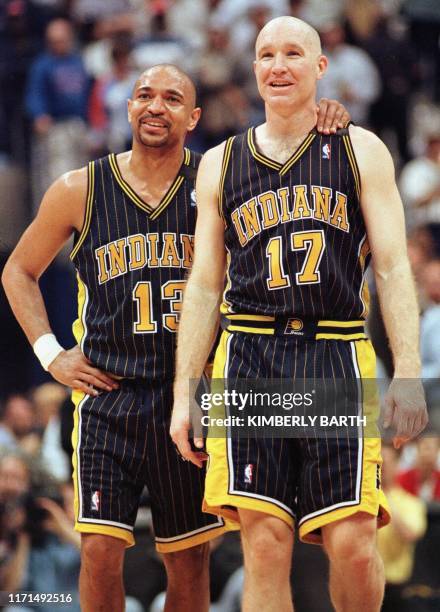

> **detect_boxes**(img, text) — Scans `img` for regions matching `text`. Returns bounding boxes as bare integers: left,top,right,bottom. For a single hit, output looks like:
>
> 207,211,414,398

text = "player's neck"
263,103,317,142
128,141,185,180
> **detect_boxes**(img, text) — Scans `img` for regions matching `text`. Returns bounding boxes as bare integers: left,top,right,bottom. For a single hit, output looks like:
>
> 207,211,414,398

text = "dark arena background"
0,1,439,610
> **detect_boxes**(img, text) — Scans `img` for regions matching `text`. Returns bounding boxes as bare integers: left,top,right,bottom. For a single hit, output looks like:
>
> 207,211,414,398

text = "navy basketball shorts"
204,328,390,544
72,379,227,552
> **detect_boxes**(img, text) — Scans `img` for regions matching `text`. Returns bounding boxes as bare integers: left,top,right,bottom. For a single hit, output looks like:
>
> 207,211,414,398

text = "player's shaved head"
256,16,322,57
132,64,197,108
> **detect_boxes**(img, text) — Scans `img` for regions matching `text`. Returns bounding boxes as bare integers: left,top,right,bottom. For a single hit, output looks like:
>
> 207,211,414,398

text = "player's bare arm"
350,125,428,446
171,143,227,467
1,170,119,396
316,98,350,134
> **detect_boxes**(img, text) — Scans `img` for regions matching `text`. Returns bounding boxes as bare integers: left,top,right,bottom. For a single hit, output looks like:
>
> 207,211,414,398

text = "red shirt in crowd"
398,469,440,501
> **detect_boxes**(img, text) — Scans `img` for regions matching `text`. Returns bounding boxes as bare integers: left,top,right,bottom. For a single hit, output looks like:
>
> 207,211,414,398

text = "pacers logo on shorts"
91,490,101,512
285,318,304,336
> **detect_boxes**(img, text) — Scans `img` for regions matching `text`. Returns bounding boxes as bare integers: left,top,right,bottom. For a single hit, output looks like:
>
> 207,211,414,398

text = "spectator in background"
32,383,70,482
378,443,427,612
197,25,249,148
133,7,194,75
0,394,39,456
419,259,440,393
399,131,440,238
399,436,440,503
25,18,91,211
229,2,273,125
365,11,417,164
0,453,32,592
88,36,137,155
318,22,381,125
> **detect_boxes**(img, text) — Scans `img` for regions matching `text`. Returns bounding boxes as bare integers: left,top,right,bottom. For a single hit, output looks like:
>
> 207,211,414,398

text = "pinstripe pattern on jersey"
72,383,227,551
204,332,390,543
70,150,199,379
220,127,369,320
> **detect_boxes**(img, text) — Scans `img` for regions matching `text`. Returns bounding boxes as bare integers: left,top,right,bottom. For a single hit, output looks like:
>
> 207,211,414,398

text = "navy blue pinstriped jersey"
70,148,200,380
219,127,371,320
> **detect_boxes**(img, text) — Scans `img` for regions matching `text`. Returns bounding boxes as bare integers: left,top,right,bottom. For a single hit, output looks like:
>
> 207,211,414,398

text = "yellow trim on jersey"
70,161,95,260
156,522,235,553
149,175,185,220
227,324,275,334
279,132,316,176
109,153,153,213
343,133,361,200
72,273,87,346
225,313,275,321
109,149,190,218
299,339,390,544
218,137,235,219
75,521,134,547
317,319,364,328
247,128,317,175
315,332,367,341
247,128,280,170
358,236,371,318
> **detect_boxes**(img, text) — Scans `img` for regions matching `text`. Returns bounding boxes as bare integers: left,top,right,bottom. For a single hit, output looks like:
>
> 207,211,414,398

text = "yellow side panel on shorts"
72,273,87,346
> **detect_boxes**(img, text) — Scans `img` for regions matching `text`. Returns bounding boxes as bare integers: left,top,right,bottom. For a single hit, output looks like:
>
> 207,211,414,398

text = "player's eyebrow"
257,41,305,56
135,85,185,100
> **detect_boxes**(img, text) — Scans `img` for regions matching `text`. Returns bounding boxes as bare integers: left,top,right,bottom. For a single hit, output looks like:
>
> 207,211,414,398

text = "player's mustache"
139,114,171,128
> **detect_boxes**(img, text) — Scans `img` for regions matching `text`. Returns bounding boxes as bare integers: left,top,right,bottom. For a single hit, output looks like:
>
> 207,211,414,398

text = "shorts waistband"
221,314,367,340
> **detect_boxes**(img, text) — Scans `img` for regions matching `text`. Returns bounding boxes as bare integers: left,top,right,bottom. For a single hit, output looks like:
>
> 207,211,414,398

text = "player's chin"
139,133,170,147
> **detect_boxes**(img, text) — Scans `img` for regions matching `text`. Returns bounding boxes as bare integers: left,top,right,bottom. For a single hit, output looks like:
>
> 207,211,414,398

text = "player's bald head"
132,64,197,108
256,16,322,57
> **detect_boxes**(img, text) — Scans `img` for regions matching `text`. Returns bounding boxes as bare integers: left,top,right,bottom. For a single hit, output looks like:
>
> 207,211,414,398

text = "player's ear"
317,55,328,80
187,107,202,132
127,99,133,124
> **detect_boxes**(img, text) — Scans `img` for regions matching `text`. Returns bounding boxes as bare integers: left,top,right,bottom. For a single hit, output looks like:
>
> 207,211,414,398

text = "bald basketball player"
171,18,428,612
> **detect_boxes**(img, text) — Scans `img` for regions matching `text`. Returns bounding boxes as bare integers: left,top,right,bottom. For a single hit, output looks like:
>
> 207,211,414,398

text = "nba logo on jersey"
190,189,197,206
322,144,331,159
244,464,253,484
91,491,100,512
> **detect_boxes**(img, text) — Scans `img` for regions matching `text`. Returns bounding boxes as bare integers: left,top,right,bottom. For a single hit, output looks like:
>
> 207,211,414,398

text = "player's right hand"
170,401,208,468
48,346,119,396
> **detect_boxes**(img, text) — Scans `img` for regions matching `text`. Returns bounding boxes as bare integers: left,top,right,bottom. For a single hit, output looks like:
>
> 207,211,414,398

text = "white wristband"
33,333,65,371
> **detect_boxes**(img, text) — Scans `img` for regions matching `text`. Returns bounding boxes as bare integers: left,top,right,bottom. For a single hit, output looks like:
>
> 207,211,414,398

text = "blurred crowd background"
0,0,439,610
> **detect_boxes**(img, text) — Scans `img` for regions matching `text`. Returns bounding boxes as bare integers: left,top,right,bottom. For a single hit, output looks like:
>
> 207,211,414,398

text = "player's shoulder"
198,141,229,174
348,125,393,171
348,125,390,155
45,165,88,200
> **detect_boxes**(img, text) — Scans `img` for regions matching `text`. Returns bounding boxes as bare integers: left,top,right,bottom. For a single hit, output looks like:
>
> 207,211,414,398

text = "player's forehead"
255,17,320,56
133,66,192,100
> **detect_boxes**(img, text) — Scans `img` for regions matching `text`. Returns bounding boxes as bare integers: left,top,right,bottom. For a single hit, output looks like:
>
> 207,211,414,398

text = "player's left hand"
316,98,350,135
383,378,428,448
170,401,208,468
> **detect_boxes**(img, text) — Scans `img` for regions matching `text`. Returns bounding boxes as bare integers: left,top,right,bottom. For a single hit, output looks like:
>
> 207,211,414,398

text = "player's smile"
139,116,171,134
